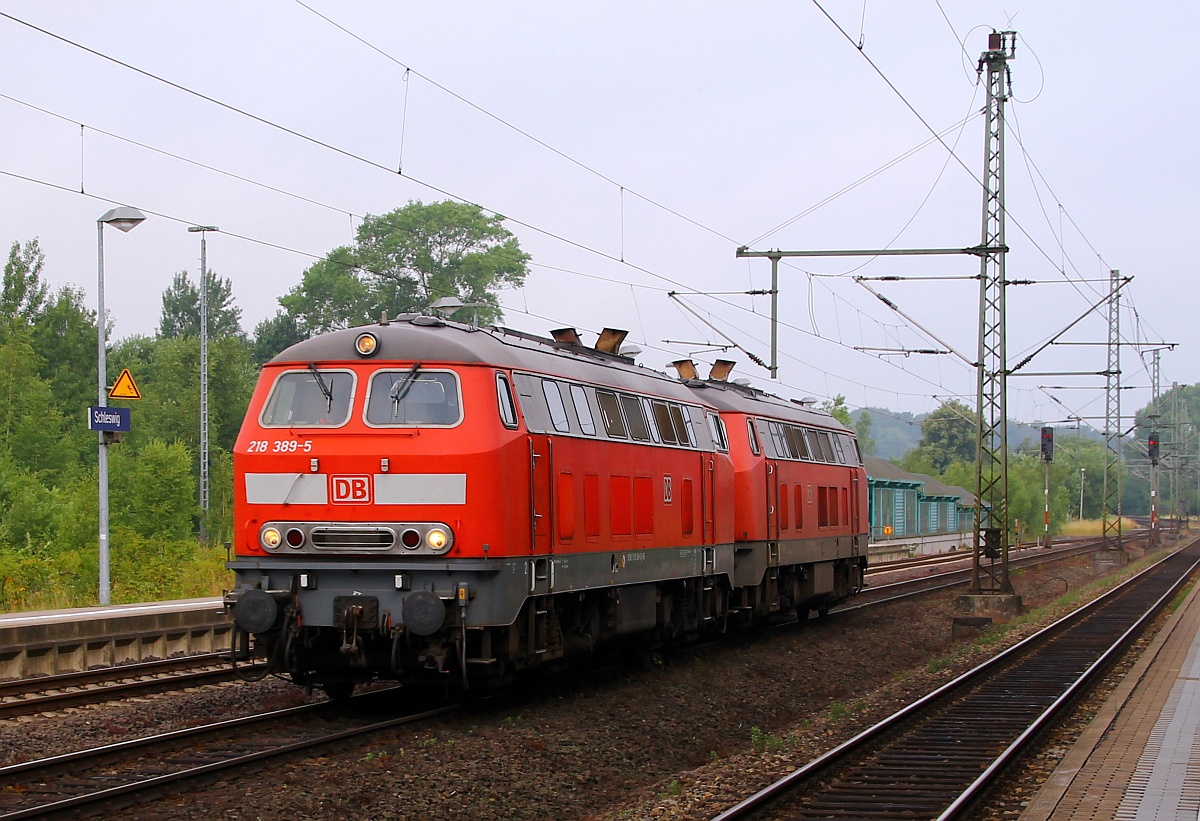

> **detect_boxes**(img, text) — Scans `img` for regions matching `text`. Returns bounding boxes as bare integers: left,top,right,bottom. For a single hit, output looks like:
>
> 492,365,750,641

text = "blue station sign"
88,406,131,432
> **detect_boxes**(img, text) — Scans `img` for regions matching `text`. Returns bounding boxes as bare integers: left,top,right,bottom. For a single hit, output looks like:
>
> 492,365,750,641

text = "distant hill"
851,407,920,461
852,407,1103,462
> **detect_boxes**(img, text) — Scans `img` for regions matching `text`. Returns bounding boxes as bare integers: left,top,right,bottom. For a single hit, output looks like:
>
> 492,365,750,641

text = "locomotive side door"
765,459,780,540
529,435,554,554
701,452,716,544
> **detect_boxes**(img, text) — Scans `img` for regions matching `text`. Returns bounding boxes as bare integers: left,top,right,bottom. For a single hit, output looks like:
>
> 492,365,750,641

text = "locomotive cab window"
746,418,760,455
365,369,461,426
261,368,355,427
497,374,519,429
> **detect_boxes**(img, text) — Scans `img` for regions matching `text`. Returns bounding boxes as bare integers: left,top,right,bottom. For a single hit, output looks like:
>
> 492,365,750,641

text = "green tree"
159,270,245,339
0,330,73,482
108,440,196,539
820,394,852,427
354,200,528,324
112,334,256,455
274,201,530,335
31,285,98,426
1,239,48,328
277,247,379,336
251,310,307,365
854,410,877,457
910,399,977,474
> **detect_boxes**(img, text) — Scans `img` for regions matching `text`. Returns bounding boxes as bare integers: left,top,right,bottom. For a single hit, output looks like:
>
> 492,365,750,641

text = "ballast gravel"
0,544,1170,820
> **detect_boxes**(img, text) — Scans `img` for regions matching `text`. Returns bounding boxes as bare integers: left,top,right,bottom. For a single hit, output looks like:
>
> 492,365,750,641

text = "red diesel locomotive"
226,315,867,697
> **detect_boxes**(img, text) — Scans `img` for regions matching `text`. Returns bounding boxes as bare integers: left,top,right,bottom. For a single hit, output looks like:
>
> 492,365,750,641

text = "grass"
1059,517,1141,537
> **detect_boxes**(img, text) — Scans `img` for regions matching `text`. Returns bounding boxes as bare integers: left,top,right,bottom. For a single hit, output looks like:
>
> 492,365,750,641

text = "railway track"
0,689,456,819
0,653,261,719
848,535,1124,610
712,538,1200,820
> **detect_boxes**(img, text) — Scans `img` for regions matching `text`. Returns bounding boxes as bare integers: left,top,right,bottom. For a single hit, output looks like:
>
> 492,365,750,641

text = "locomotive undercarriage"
228,552,865,697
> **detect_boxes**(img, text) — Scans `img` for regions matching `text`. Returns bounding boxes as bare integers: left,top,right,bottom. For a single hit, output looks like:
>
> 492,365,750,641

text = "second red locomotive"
226,315,867,697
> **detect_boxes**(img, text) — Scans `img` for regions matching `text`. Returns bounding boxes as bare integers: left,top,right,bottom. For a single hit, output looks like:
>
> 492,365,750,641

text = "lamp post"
187,226,218,542
97,207,146,606
1079,467,1086,520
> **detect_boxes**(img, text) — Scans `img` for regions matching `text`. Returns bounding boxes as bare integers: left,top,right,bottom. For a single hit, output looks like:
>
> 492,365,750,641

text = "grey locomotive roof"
271,315,848,431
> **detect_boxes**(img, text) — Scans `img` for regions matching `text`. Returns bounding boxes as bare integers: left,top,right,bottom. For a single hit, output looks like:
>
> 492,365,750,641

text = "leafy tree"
31,285,98,425
1,239,48,328
0,330,73,482
273,200,530,335
854,410,877,457
113,334,256,455
820,394,852,427
277,247,379,336
159,270,245,339
252,311,307,365
910,399,977,474
108,440,195,539
354,201,528,324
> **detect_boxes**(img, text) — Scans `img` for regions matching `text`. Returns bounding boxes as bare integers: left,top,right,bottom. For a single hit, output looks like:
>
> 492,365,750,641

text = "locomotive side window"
261,368,355,427
596,391,627,438
669,404,693,447
497,374,518,429
816,430,836,462
768,421,787,459
641,398,661,443
707,413,728,451
570,384,596,435
542,380,571,433
787,425,811,460
777,427,796,458
803,428,825,462
365,370,461,426
620,394,652,442
747,418,760,455
831,434,847,464
650,401,677,445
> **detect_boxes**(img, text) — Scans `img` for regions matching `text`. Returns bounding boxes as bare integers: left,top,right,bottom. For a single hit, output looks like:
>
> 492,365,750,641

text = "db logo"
331,475,372,504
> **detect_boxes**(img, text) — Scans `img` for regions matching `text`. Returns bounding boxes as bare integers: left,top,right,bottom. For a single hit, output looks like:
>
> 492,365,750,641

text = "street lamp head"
98,206,147,233
188,225,219,233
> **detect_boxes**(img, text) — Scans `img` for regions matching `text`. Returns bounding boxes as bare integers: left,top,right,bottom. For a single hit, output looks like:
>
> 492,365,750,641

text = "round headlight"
354,332,379,357
426,527,450,550
261,527,282,549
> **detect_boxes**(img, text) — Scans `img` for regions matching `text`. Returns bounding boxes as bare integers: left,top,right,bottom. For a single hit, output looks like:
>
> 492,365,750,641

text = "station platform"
1020,570,1200,820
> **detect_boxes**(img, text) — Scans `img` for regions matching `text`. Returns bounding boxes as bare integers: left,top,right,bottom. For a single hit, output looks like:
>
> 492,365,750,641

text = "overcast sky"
0,2,1194,429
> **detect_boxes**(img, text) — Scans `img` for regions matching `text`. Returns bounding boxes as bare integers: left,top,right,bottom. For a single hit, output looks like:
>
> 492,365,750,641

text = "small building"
865,457,976,561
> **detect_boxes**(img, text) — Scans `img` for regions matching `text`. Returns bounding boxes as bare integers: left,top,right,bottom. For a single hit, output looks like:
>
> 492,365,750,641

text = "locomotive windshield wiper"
390,362,422,418
308,362,334,413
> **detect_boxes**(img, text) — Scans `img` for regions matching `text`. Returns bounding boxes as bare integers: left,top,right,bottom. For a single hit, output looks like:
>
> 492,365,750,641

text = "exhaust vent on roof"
671,360,699,380
551,327,582,345
595,328,628,354
709,359,735,381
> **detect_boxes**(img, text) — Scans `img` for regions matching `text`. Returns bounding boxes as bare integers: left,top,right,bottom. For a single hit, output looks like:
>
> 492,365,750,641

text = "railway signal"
1148,430,1160,466
1040,427,1054,462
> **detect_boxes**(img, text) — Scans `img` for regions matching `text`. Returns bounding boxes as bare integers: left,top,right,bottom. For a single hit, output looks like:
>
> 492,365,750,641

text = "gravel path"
0,544,1171,820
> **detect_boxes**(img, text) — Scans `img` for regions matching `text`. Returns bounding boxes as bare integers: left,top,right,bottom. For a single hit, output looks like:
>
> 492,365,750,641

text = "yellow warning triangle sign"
109,368,141,400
